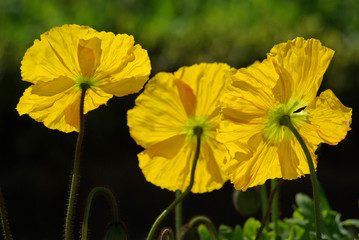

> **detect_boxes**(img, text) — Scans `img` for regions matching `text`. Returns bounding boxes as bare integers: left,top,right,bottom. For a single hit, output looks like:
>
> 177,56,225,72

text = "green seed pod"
103,222,128,240
232,187,261,216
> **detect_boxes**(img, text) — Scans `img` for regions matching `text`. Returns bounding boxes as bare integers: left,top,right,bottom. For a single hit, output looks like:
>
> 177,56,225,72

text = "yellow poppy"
17,24,151,133
127,63,231,193
217,37,352,191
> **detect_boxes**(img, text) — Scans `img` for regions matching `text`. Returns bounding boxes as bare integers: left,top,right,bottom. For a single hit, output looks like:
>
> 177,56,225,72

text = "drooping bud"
232,187,261,216
103,222,128,240
179,225,200,240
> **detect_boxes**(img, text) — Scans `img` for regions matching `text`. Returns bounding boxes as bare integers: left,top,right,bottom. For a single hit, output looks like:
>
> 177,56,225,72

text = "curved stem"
0,186,13,240
255,179,283,240
189,216,220,240
159,228,174,240
175,190,182,239
65,88,87,240
146,127,203,240
280,115,321,240
81,187,120,240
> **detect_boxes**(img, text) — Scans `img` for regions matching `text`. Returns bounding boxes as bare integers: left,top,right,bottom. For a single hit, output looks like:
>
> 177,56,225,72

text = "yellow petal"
224,139,281,191
277,139,313,179
139,141,194,192
127,72,188,148
21,25,99,84
31,76,75,96
269,37,334,104
301,89,352,146
17,85,113,132
175,78,196,117
217,63,270,147
272,59,294,103
97,39,151,96
145,135,186,159
174,63,232,118
221,59,278,114
139,139,227,193
77,37,102,77
201,140,229,185
17,87,80,132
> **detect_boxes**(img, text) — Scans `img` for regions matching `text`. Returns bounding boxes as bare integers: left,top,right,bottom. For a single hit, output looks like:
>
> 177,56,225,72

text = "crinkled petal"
139,139,227,193
17,86,113,132
300,89,352,146
224,137,281,191
139,140,193,192
97,39,151,96
173,63,232,118
269,37,334,104
31,76,75,96
220,60,278,116
21,25,100,84
77,37,102,77
175,78,196,117
127,72,187,148
17,87,80,132
201,140,229,186
277,139,313,179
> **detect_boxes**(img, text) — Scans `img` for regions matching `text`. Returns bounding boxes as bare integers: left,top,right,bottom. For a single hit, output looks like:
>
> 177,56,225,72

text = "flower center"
182,116,211,142
74,75,98,91
264,98,308,144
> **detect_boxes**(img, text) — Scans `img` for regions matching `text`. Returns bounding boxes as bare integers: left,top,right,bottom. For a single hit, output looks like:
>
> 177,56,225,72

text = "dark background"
0,0,358,239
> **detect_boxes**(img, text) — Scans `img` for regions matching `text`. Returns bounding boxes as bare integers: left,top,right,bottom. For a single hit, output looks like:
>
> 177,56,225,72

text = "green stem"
255,179,283,240
81,187,120,240
280,115,321,240
271,179,279,238
260,184,268,220
175,190,182,239
146,127,203,240
65,87,87,240
0,186,13,240
189,216,220,240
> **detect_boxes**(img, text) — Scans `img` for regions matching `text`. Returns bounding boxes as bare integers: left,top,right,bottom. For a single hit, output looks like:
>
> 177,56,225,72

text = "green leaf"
198,224,212,240
232,225,244,240
219,225,233,240
218,225,243,240
341,219,359,228
243,217,261,239
295,193,314,221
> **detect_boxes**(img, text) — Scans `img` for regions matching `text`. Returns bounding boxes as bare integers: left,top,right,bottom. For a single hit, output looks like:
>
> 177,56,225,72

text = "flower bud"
179,225,200,240
232,187,261,216
103,222,128,240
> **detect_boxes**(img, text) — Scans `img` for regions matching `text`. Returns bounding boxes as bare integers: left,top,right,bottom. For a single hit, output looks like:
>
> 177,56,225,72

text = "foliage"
195,193,359,240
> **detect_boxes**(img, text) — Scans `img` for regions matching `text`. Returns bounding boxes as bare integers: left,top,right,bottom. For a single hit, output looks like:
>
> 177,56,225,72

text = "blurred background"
1,0,358,239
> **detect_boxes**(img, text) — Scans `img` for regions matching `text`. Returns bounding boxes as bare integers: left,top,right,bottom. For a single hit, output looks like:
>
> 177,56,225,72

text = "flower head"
17,24,151,132
217,37,352,191
127,63,232,193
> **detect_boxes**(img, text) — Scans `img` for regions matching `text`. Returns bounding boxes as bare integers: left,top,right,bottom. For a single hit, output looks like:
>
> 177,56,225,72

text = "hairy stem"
81,187,120,240
0,186,13,240
65,87,87,240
